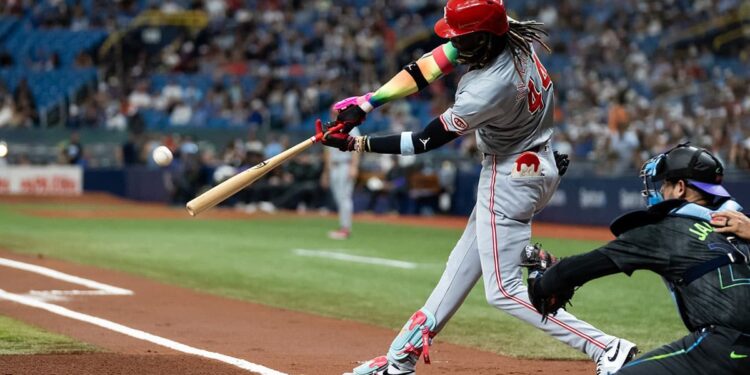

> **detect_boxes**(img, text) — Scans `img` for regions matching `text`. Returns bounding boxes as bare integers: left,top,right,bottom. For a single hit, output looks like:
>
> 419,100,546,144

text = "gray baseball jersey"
440,48,554,155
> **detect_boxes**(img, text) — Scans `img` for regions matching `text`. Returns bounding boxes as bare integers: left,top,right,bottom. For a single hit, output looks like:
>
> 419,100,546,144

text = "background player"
318,0,635,373
521,144,750,374
322,121,361,240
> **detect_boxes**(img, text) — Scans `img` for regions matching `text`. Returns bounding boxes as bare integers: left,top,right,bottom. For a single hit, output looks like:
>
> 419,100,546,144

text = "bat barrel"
186,169,264,216
185,136,316,216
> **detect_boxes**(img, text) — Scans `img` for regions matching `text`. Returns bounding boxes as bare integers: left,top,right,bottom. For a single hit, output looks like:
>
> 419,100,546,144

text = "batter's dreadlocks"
507,18,551,77
450,18,551,71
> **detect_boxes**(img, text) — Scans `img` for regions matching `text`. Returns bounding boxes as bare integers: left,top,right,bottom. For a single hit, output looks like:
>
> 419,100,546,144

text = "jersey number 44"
527,53,552,115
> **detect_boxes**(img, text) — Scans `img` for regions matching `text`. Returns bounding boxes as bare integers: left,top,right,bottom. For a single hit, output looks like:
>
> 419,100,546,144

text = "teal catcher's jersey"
599,202,750,333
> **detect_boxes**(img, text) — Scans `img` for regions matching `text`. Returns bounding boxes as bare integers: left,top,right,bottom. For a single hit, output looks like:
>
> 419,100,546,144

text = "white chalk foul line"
293,249,418,269
0,290,288,375
0,257,132,295
29,290,127,296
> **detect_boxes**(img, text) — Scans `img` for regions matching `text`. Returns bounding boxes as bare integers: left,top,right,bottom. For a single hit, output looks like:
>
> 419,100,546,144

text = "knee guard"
387,308,437,365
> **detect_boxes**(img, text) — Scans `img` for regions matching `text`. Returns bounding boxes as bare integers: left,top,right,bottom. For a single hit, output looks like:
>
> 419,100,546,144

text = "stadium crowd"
0,0,748,205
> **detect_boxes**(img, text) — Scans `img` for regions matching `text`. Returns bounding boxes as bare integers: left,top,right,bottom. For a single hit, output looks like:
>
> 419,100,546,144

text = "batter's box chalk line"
0,257,287,375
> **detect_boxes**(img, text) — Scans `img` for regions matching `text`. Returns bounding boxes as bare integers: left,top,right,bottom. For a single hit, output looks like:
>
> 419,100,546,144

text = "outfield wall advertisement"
0,166,83,195
81,167,750,227
453,171,750,226
534,178,750,226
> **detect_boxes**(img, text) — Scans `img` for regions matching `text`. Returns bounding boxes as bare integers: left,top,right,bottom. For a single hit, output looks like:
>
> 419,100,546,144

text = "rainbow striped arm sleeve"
362,42,459,112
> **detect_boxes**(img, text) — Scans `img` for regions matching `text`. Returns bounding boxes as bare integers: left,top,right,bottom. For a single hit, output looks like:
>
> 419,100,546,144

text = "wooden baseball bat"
186,123,344,216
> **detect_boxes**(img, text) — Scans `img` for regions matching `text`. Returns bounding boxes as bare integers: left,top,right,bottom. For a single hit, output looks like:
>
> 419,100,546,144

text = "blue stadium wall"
84,168,169,203
84,167,750,226
451,170,750,226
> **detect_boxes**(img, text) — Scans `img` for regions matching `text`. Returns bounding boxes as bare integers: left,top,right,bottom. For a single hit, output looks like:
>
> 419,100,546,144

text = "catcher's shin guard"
387,308,437,365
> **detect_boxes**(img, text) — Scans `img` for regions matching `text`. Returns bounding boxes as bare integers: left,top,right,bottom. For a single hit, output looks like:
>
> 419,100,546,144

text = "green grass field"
0,202,686,359
0,315,95,354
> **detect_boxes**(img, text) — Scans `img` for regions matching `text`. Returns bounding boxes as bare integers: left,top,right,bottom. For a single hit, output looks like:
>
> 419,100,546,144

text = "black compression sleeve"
404,62,429,90
367,117,459,154
412,117,459,154
535,250,621,298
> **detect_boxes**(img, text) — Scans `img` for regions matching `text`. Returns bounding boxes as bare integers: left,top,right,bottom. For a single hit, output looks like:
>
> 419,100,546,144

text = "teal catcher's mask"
640,153,666,207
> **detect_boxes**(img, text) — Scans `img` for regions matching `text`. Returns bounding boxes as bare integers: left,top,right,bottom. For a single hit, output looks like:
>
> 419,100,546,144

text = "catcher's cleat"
596,338,638,375
343,356,415,375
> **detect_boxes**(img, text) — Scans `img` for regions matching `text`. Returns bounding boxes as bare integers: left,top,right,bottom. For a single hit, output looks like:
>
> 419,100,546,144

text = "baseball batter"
317,1,636,374
522,144,750,374
323,127,361,240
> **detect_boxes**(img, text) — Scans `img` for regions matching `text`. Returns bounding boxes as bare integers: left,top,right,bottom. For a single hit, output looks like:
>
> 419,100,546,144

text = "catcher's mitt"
520,243,575,322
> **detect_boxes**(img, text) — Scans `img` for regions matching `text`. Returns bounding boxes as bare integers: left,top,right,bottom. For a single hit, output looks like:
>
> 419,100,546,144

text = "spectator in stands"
221,138,244,167
365,155,409,214
12,78,36,127
121,132,140,166
263,133,287,159
244,129,264,156
237,147,278,214
157,76,180,102
0,49,12,67
127,81,152,113
70,3,90,31
0,83,14,127
62,132,83,165
246,99,268,129
227,77,243,107
0,0,747,180
282,86,301,126
169,100,193,126
0,95,12,127
167,138,204,205
269,152,325,213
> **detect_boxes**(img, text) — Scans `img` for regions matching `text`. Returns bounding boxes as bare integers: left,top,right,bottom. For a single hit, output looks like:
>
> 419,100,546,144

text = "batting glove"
333,93,372,132
315,119,356,152
335,106,367,133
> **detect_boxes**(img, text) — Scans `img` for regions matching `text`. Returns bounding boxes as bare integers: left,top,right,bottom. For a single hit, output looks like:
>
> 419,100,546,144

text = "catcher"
521,144,750,374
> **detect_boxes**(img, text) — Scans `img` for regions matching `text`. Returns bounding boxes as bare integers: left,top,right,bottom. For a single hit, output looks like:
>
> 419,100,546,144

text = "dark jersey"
598,204,750,333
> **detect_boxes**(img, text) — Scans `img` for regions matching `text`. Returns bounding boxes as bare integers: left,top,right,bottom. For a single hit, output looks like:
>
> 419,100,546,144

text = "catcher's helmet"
640,144,730,207
434,0,510,38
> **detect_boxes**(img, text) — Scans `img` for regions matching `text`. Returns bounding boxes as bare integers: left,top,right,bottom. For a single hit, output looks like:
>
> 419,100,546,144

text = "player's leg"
330,164,344,210
338,167,355,230
422,207,483,334
329,164,352,239
475,151,619,361
344,208,483,375
618,326,750,375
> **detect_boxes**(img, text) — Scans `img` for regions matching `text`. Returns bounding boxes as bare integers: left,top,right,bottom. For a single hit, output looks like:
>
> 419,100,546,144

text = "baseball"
152,145,173,166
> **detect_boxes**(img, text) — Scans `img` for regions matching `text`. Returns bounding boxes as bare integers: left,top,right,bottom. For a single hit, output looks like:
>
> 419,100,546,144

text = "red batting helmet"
434,0,510,38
